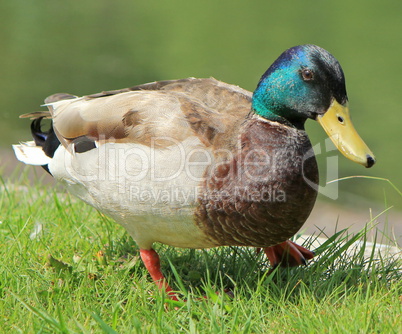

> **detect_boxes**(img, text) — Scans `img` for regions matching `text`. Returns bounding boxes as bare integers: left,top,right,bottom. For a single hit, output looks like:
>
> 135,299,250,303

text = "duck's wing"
29,78,252,151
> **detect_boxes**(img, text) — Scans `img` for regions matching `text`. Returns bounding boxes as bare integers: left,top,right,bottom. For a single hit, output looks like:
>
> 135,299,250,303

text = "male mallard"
13,45,375,300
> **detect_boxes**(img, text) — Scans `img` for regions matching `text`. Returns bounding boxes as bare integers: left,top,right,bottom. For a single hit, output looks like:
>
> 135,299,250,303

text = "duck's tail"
13,116,60,174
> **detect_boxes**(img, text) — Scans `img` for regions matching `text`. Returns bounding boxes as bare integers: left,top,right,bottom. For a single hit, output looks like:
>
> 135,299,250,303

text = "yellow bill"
317,100,375,168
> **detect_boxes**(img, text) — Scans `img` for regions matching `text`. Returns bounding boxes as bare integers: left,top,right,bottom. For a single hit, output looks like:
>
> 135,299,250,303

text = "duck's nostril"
366,155,375,168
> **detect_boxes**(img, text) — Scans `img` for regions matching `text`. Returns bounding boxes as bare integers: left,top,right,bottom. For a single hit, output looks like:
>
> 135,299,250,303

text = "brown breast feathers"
195,117,319,247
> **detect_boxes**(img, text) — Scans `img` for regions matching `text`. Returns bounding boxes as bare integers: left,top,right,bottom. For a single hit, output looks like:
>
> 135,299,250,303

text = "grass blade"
86,310,119,334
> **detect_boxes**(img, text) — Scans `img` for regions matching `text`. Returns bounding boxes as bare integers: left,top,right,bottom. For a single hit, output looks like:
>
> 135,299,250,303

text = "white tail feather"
12,141,52,165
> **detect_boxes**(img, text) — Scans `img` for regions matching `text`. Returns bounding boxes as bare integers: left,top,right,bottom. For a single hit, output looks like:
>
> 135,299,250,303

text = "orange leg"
263,240,315,268
140,248,179,301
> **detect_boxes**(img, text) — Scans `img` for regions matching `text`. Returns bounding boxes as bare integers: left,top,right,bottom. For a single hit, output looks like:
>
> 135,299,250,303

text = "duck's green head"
252,44,375,168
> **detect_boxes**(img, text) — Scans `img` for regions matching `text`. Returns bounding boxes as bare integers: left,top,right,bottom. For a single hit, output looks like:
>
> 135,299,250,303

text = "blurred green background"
0,0,401,210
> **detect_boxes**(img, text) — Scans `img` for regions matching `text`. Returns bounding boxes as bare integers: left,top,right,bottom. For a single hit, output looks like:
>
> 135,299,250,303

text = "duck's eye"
337,116,344,124
301,68,314,81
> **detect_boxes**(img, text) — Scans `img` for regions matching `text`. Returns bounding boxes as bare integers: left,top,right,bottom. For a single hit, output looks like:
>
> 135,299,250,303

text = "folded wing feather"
25,78,253,152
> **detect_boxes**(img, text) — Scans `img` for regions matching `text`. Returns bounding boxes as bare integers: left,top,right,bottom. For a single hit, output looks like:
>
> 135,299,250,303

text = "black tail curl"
30,117,60,174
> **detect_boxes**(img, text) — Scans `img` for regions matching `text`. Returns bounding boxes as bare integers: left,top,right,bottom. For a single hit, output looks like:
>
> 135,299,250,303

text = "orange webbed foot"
263,240,315,268
140,248,234,304
140,248,180,301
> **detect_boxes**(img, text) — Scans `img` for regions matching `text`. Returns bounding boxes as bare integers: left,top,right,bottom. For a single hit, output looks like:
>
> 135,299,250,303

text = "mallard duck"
13,44,375,300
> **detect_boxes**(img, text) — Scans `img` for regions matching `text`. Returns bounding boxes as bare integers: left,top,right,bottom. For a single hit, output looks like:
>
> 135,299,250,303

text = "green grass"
0,173,401,333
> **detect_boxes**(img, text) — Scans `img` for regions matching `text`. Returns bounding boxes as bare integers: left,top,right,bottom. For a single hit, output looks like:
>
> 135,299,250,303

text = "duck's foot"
140,248,235,304
263,240,315,268
140,248,180,301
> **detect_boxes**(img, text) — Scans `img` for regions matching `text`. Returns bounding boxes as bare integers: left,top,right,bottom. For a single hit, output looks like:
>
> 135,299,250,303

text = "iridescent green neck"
251,61,311,130
251,97,289,124
252,90,306,129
